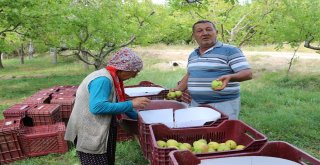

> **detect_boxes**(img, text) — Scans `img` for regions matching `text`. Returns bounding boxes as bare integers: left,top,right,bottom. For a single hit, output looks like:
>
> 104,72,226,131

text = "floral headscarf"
107,47,143,72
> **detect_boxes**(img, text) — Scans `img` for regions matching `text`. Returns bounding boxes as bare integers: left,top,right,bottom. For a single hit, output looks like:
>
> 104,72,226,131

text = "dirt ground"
134,47,320,76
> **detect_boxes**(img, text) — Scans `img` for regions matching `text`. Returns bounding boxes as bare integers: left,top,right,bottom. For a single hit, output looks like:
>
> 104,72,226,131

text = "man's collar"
195,41,223,55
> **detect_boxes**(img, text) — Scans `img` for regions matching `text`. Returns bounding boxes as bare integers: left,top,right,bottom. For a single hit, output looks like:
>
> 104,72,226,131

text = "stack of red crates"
149,120,267,165
0,118,25,164
27,104,62,126
168,141,320,165
19,122,68,157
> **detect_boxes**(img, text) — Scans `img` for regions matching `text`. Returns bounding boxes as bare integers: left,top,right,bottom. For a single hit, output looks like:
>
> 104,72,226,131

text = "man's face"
193,22,217,48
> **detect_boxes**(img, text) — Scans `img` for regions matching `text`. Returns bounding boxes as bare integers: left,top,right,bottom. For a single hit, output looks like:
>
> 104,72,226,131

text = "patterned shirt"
187,41,251,103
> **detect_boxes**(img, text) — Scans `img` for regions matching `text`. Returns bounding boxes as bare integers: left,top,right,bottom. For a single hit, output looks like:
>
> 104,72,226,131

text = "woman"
65,47,150,165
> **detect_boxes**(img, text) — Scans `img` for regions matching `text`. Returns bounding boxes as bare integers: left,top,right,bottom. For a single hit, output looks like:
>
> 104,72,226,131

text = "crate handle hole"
244,130,257,140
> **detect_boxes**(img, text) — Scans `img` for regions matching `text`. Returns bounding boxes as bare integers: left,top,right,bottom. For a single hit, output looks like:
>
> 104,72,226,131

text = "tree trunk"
81,51,89,70
50,47,57,64
28,41,34,59
0,52,4,69
19,44,24,64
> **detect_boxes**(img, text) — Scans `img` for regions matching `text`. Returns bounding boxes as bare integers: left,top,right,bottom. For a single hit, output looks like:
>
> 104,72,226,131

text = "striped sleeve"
228,48,250,72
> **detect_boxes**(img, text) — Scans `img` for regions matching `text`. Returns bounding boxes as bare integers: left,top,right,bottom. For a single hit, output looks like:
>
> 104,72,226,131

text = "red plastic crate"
27,104,62,126
22,95,51,104
34,87,60,96
3,104,36,119
138,103,228,161
149,120,267,165
169,141,320,165
52,91,76,98
50,96,75,121
136,100,189,160
19,122,68,157
0,118,25,164
117,124,134,142
55,85,79,91
125,81,169,100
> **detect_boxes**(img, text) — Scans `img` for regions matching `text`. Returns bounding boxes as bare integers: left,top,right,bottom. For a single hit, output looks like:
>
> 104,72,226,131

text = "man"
173,20,252,119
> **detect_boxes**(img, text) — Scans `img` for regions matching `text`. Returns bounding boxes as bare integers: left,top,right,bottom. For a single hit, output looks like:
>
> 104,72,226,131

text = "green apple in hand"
174,90,182,98
211,80,223,90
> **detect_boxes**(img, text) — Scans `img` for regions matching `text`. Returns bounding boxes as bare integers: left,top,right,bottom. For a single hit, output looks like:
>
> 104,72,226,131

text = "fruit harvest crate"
116,123,134,142
3,103,36,119
149,120,267,165
27,104,62,126
168,141,320,165
137,100,189,160
33,86,60,96
18,122,68,157
50,96,75,122
52,91,76,98
22,94,51,104
137,103,228,161
0,118,25,164
125,81,169,100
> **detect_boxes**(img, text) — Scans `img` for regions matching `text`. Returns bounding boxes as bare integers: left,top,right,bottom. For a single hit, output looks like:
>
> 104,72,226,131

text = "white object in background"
174,107,221,128
124,87,165,97
139,108,174,128
200,156,300,165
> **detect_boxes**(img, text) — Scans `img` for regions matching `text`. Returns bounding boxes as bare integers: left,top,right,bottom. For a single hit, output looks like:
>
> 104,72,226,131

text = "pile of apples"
166,90,182,100
156,138,245,153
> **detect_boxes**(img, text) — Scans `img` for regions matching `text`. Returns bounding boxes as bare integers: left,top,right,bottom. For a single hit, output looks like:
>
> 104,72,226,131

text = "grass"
0,48,320,164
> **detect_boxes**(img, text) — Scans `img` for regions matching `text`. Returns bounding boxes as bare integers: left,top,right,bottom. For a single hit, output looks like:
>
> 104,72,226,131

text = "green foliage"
267,0,320,47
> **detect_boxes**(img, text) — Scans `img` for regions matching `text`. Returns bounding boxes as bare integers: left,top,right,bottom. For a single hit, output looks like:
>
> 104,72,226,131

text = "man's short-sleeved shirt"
187,41,250,104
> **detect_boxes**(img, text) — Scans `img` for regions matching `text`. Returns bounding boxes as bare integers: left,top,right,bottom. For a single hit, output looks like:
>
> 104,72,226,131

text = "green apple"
217,144,231,151
193,141,203,148
197,139,207,145
157,140,167,148
211,80,223,90
174,90,182,98
208,141,220,150
167,139,179,147
179,143,192,151
235,145,245,150
167,91,176,99
225,140,237,149
208,147,216,152
193,142,208,153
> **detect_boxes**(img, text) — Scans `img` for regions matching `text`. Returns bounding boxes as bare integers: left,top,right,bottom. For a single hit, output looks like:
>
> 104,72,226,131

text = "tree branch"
101,35,136,59
304,36,320,50
0,23,21,35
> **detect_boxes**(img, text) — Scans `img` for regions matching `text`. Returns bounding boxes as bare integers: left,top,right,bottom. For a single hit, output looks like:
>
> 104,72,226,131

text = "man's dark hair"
192,20,217,32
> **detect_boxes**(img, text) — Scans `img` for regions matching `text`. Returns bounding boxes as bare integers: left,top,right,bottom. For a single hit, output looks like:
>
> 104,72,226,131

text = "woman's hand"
131,97,151,109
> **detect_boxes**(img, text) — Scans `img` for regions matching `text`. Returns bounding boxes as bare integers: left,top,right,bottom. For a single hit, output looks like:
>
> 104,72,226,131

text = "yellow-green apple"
157,140,167,148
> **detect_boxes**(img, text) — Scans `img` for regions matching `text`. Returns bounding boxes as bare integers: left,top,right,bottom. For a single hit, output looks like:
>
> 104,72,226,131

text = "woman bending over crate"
65,47,150,165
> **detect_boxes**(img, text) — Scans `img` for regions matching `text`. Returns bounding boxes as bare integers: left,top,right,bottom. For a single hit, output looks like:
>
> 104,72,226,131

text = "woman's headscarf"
107,47,143,72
